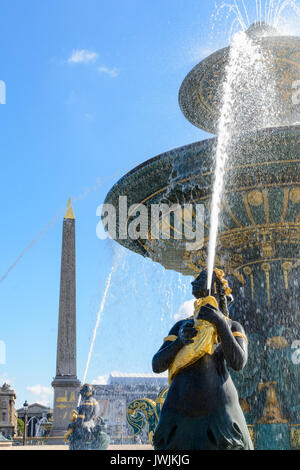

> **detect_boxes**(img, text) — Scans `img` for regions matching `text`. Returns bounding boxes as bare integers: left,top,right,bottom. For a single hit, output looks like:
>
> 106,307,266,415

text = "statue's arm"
197,305,248,371
217,320,248,371
152,321,186,374
76,404,86,422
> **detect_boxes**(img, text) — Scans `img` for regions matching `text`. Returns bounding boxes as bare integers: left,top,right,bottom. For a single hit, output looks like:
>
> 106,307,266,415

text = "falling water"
273,0,300,27
214,0,300,38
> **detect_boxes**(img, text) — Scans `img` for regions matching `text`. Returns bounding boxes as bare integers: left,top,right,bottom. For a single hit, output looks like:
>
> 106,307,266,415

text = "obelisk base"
49,376,81,445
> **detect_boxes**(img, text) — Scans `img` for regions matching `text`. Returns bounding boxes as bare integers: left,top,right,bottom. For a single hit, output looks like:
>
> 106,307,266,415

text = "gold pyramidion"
64,198,75,219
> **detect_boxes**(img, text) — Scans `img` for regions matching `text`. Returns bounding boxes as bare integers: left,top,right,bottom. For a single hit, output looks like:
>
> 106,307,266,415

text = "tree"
17,418,24,436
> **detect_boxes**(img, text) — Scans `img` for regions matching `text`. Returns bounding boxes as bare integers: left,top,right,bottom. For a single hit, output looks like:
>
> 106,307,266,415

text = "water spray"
0,169,129,285
216,0,300,36
77,247,124,406
206,26,277,291
77,266,115,407
206,31,248,292
0,211,61,284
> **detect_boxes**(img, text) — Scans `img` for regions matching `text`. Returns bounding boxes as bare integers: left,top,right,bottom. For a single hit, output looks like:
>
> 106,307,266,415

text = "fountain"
35,413,53,438
103,18,300,450
64,384,110,450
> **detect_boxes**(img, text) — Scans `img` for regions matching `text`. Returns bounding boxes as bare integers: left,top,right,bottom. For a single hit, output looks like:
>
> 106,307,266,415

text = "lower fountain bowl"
104,126,300,288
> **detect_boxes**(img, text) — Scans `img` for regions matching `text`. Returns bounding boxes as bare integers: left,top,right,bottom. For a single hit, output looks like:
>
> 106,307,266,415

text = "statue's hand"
178,320,197,345
70,409,78,423
197,305,226,327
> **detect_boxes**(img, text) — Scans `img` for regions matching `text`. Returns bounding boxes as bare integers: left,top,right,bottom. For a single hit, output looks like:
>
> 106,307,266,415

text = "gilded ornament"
248,190,263,207
168,294,232,384
258,382,288,424
266,336,289,349
290,425,300,449
290,187,300,204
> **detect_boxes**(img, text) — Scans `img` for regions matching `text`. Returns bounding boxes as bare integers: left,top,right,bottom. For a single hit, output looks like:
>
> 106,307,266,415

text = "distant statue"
64,383,110,450
152,269,254,450
1,383,10,392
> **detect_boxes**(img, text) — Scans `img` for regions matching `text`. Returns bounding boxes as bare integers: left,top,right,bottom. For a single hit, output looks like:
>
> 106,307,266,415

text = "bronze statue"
64,383,110,450
152,269,254,450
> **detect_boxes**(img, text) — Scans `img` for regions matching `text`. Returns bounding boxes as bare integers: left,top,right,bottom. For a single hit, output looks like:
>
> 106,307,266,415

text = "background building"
0,383,18,438
94,373,168,444
17,403,52,437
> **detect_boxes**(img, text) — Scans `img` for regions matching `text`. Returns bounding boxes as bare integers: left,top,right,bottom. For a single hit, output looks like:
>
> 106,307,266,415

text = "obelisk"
50,199,81,442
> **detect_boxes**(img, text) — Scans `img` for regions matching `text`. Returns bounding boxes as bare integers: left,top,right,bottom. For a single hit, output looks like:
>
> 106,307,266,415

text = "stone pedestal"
50,377,80,443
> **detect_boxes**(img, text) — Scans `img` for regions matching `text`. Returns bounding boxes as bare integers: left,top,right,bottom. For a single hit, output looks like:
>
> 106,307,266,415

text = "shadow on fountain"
228,272,300,448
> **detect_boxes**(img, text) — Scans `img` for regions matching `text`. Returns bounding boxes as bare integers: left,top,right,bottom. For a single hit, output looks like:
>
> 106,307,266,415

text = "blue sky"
1,0,298,408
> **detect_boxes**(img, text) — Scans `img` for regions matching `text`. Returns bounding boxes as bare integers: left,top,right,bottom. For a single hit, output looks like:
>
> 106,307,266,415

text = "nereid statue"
152,269,254,450
64,383,110,450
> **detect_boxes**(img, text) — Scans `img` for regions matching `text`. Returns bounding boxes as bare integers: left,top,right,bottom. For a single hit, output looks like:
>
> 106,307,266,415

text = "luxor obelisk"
50,199,81,442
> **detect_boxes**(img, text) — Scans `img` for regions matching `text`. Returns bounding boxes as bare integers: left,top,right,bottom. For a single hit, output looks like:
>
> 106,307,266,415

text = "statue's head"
191,269,233,305
80,383,95,399
191,270,209,299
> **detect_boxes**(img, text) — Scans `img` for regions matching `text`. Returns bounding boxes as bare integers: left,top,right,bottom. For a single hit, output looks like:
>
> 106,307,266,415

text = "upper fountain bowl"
179,25,300,134
246,21,279,38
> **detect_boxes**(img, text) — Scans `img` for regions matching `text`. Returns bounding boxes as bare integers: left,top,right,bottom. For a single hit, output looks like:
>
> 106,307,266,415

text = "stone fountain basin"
179,35,300,134
104,125,300,283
